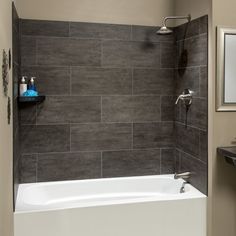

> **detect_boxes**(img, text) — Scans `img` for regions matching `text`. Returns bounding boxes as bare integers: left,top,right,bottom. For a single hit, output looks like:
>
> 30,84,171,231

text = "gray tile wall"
174,16,208,194
19,19,176,183
12,3,21,204
18,16,208,195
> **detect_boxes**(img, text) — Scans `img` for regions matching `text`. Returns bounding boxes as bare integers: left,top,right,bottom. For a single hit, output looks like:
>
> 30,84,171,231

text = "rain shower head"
156,14,191,35
157,25,173,35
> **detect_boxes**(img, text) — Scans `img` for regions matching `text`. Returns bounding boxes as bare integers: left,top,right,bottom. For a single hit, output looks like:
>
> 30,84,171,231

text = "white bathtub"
14,175,206,236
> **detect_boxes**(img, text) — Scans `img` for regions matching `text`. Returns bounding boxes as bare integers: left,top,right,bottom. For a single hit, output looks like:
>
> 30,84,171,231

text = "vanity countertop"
217,147,236,167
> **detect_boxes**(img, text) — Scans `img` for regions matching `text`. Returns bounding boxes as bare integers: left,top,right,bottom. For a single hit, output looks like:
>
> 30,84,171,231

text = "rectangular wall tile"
12,3,19,33
161,148,175,174
175,18,200,41
200,130,208,163
102,96,160,122
175,67,200,96
180,98,208,130
13,64,20,98
13,27,20,65
176,34,208,67
102,40,160,68
102,149,160,177
21,36,36,66
199,15,208,34
175,123,200,157
133,122,174,149
70,22,131,40
37,37,101,66
179,151,207,194
71,123,132,151
161,42,176,68
37,96,101,124
175,149,181,172
200,66,208,98
71,67,132,95
20,154,37,183
21,19,69,37
21,125,70,154
161,96,174,121
20,105,37,125
37,152,101,182
13,129,21,189
133,69,174,95
21,66,70,95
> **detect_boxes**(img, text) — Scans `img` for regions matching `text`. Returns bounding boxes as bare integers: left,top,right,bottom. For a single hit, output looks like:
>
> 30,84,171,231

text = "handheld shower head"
157,14,191,35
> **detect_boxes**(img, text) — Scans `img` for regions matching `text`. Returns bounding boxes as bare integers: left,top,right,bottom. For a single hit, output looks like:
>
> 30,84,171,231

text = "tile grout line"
22,121,175,126
160,149,162,174
69,66,72,95
199,129,201,161
100,152,103,178
101,96,103,123
69,124,72,152
35,37,38,65
35,153,38,182
160,42,162,69
131,123,134,149
130,25,133,41
21,34,174,43
21,147,165,156
175,147,207,165
160,95,162,122
198,66,201,97
21,64,176,70
68,21,71,37
100,39,103,67
131,67,134,95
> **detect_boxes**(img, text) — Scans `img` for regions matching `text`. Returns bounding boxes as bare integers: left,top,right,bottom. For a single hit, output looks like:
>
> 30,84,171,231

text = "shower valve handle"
175,89,194,105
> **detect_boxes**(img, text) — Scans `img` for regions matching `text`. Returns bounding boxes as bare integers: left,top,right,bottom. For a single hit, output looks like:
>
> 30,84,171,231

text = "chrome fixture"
175,89,194,106
180,181,188,193
174,172,191,193
174,172,191,180
157,14,191,35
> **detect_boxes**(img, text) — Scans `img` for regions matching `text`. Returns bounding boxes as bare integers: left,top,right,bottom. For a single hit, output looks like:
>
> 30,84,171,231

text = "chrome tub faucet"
174,172,192,193
174,171,191,180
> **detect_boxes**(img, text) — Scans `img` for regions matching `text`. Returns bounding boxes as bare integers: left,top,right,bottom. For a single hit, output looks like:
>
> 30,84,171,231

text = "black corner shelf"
217,147,236,167
18,95,46,104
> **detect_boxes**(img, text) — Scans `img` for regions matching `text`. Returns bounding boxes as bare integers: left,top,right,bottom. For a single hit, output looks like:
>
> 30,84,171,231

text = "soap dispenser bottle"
29,77,37,91
19,76,27,96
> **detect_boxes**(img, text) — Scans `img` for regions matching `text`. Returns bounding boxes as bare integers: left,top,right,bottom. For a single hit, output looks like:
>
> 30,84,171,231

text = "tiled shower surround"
18,16,208,194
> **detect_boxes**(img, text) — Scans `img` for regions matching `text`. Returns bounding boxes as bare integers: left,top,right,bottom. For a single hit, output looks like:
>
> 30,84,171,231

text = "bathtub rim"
15,174,207,214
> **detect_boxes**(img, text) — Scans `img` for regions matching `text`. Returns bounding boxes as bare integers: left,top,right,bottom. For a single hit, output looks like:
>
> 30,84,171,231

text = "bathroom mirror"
217,26,236,111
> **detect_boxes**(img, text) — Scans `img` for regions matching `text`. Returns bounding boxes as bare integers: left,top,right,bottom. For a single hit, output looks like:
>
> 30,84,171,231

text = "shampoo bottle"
19,76,27,96
29,77,37,91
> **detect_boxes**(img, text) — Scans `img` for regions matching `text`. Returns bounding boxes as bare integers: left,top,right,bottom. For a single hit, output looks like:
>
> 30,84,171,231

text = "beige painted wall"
177,0,236,236
210,0,236,235
10,1,236,236
0,0,13,235
17,0,174,26
175,0,210,17
174,0,210,25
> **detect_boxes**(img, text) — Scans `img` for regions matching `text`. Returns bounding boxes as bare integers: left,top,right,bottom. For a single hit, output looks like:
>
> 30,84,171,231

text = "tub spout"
174,172,191,180
180,181,188,193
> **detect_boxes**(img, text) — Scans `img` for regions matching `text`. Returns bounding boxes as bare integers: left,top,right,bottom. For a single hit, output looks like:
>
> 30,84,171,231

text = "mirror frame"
217,26,236,111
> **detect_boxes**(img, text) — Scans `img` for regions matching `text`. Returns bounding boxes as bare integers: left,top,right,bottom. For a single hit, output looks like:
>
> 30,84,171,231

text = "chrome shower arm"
163,14,191,26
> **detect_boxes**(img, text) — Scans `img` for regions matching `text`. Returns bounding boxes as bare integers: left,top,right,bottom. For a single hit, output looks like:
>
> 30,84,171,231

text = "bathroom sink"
217,147,236,167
